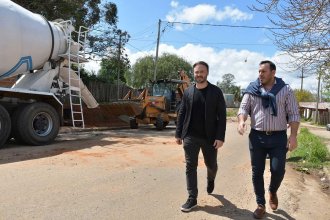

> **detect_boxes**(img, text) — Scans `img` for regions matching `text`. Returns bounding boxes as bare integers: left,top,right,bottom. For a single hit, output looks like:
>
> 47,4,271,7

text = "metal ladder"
66,23,89,128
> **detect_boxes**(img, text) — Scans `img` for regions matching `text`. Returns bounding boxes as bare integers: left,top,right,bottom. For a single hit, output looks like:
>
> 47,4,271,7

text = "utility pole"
298,67,307,91
315,68,322,124
117,30,122,100
153,19,161,81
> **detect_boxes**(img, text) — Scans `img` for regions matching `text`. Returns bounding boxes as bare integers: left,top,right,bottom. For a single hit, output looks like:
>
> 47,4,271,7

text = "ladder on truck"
61,21,89,128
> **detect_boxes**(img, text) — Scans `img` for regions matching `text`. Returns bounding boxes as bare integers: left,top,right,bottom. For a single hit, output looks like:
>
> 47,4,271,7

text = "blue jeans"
183,135,218,199
249,129,288,206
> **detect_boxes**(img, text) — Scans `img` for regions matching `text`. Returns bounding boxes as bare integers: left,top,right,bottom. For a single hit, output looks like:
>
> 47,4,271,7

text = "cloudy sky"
85,0,318,91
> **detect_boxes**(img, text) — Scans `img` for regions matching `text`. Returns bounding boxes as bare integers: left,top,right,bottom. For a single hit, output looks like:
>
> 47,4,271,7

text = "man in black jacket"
175,61,227,212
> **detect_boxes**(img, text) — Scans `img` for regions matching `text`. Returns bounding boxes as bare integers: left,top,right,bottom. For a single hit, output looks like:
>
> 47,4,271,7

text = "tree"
125,53,193,88
250,1,330,71
321,62,330,101
217,74,235,93
293,89,315,103
98,56,129,83
13,0,130,62
217,73,241,102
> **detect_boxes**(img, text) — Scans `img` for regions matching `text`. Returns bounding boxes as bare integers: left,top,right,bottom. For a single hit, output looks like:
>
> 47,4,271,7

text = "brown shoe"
269,192,278,210
253,204,266,219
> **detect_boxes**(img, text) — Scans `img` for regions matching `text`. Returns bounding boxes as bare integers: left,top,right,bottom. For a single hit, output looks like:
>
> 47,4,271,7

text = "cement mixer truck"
0,0,99,148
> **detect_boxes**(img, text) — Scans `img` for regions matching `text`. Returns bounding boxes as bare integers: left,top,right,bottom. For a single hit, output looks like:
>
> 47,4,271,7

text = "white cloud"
123,43,318,92
84,45,317,93
83,60,101,74
166,3,253,28
216,6,253,22
170,0,179,8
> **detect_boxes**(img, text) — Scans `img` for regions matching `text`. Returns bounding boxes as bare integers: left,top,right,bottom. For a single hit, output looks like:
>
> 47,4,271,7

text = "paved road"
0,121,329,220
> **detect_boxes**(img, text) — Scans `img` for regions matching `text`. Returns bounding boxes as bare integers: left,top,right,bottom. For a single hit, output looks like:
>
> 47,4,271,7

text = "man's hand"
287,135,298,151
175,138,182,145
213,140,224,149
237,121,246,135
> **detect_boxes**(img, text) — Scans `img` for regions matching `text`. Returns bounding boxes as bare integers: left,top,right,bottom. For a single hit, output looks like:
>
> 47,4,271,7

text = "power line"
161,40,273,47
166,21,284,30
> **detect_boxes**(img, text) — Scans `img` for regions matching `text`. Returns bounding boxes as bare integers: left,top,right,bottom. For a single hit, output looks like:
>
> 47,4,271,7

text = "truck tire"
155,116,164,131
14,102,60,146
11,105,27,144
0,105,11,148
129,117,138,129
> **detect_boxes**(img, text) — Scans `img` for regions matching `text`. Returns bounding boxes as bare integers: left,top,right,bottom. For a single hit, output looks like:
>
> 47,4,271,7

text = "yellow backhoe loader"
125,70,191,130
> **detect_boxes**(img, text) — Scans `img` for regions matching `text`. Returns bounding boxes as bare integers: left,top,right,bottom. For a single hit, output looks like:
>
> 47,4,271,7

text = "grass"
227,108,238,117
288,127,330,169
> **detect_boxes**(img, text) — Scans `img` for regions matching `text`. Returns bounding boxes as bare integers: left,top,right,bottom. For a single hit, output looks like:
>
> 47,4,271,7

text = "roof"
299,102,330,110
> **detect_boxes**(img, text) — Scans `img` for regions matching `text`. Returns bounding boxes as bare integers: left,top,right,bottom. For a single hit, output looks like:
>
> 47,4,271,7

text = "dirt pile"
0,76,17,87
83,102,142,128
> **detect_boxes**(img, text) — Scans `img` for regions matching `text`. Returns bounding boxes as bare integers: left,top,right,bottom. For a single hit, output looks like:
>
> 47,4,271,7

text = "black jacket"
175,82,226,143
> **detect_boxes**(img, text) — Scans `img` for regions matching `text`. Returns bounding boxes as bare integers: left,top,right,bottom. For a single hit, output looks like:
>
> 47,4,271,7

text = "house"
299,102,330,125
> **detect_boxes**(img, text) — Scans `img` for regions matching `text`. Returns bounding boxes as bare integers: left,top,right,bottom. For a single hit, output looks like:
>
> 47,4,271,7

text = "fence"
86,81,139,102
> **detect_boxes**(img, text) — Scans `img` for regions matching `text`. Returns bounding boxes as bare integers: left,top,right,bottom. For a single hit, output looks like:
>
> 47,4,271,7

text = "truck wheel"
129,117,138,129
155,116,164,131
11,106,27,144
0,105,11,148
14,102,60,146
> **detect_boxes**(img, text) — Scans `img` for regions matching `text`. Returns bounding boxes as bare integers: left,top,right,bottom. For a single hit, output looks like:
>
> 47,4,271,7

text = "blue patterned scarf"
244,77,286,116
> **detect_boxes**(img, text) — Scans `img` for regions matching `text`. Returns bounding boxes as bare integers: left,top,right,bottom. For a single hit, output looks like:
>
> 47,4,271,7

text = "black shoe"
181,198,197,212
207,180,214,194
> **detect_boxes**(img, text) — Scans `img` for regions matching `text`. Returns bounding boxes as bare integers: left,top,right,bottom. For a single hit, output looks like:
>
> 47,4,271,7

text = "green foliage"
217,73,241,101
125,56,154,89
294,89,315,102
13,0,130,60
156,54,193,80
322,65,330,101
289,128,330,167
98,57,129,83
322,91,330,102
125,53,193,89
70,64,98,84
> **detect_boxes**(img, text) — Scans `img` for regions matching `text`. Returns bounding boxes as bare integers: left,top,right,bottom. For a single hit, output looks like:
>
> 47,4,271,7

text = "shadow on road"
0,126,177,165
194,194,295,220
0,132,119,165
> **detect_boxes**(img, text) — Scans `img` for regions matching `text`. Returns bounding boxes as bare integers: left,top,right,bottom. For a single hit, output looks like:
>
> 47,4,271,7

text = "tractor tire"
14,102,60,146
0,105,11,148
155,116,164,131
129,117,138,129
163,121,169,129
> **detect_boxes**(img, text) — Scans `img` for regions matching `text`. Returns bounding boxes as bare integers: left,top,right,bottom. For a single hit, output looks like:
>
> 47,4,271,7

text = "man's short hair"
259,60,276,71
193,61,209,72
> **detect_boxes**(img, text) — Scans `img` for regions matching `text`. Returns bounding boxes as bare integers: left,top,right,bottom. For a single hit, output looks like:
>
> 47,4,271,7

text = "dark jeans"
183,135,218,199
249,129,288,205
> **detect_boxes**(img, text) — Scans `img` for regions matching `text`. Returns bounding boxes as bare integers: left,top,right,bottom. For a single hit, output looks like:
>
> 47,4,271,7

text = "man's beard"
195,76,207,83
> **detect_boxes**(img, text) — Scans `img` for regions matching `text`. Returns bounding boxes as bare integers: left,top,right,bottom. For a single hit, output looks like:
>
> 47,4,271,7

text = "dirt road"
0,121,329,220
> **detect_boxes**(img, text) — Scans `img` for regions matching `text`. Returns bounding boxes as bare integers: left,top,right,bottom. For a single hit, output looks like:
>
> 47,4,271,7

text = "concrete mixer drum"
0,0,99,148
